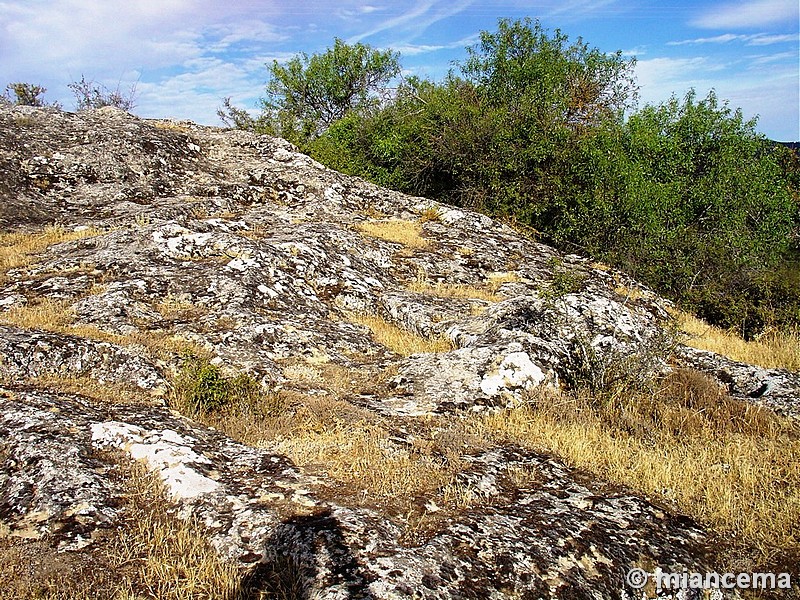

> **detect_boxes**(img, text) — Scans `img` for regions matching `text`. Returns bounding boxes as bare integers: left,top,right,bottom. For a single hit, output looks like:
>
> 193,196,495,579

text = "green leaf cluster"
221,38,400,146
228,19,800,335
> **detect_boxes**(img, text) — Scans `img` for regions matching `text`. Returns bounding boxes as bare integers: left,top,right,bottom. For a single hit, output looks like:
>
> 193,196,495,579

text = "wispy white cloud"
392,33,480,56
746,50,800,65
620,47,648,58
747,33,799,45
547,0,620,18
669,32,799,46
348,0,473,43
635,55,799,140
668,33,742,45
692,0,799,29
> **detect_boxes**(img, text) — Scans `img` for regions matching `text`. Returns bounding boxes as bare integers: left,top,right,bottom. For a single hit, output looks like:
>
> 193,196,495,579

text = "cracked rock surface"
0,104,795,598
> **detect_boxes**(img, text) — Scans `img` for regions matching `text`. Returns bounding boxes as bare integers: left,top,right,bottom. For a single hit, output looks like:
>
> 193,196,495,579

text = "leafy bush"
221,38,400,146
68,75,137,111
171,356,261,416
4,82,59,108
552,91,798,335
232,19,800,334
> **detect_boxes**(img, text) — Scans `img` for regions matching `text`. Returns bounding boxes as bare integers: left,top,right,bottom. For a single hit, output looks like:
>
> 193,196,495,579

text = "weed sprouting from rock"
171,356,264,417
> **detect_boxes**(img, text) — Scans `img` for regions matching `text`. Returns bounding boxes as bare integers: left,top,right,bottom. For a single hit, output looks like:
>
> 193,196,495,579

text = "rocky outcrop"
0,104,796,598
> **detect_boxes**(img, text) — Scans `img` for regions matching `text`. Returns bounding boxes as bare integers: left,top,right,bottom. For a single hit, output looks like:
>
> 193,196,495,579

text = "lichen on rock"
0,104,796,598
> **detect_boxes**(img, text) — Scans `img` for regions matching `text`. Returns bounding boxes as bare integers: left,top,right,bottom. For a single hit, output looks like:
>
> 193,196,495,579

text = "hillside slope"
1,105,798,599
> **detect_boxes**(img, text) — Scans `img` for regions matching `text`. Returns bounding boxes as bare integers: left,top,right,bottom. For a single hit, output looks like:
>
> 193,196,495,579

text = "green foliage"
460,17,636,130
172,356,261,416
234,18,800,334
552,90,798,335
68,75,137,111
4,82,60,108
540,257,588,302
257,38,400,145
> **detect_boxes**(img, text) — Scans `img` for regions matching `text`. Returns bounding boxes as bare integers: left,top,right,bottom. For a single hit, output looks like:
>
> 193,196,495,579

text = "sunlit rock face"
0,104,796,598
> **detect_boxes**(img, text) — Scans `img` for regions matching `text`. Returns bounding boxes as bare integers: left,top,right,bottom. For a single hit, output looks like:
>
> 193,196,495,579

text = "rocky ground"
1,104,798,599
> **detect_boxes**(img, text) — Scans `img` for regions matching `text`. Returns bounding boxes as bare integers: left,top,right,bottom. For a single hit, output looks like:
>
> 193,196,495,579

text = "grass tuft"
347,312,453,355
0,225,103,274
356,218,429,249
481,369,800,568
676,310,800,372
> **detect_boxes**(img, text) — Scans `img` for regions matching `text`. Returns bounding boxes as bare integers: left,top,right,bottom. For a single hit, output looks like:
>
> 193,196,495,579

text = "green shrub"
171,356,261,416
232,19,800,334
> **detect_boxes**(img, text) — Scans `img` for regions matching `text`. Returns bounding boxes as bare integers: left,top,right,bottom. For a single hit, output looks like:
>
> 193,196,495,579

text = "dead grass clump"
0,298,75,331
417,206,443,223
0,463,242,600
481,370,800,568
347,312,454,355
24,374,154,406
273,421,465,501
676,310,800,372
0,225,103,274
0,297,209,361
155,294,209,321
106,465,241,600
356,218,429,249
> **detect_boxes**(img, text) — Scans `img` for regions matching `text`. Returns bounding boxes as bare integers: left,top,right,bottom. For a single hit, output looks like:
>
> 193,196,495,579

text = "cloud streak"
692,0,799,29
669,32,799,46
348,0,473,43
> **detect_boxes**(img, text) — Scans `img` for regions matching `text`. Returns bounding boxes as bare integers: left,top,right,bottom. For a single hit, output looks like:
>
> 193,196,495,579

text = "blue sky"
1,1,798,140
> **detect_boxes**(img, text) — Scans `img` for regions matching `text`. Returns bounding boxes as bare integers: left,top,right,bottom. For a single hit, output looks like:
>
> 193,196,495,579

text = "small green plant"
4,82,60,107
540,257,587,302
171,356,261,416
68,75,137,111
561,330,677,398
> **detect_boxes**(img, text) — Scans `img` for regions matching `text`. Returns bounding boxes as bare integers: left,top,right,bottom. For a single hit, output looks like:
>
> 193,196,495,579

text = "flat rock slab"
0,387,712,598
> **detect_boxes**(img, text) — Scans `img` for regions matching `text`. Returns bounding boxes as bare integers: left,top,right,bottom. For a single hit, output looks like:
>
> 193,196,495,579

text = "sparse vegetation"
170,356,264,416
68,75,137,111
0,461,245,600
346,312,453,355
481,369,800,572
355,218,429,249
0,225,103,275
408,280,501,302
3,82,59,108
676,310,800,372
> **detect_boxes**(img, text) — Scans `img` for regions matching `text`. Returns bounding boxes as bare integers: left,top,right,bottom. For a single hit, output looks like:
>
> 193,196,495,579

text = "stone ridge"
0,104,795,598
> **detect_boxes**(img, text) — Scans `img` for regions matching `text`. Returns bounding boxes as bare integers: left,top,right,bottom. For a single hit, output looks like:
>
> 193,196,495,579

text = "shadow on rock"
236,509,371,599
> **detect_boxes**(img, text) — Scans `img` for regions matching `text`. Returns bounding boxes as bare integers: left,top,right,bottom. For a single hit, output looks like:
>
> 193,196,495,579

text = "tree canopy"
224,20,800,334
254,38,400,145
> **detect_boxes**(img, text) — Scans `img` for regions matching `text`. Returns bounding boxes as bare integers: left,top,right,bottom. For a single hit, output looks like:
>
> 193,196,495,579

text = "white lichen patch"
480,352,546,396
91,421,219,499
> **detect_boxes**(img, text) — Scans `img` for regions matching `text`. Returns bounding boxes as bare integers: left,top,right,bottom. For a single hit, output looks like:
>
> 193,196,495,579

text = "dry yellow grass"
356,218,429,249
0,298,209,360
0,298,78,331
201,392,474,508
676,310,800,372
272,420,464,500
417,206,443,223
347,312,454,355
106,466,241,600
408,271,519,303
481,370,800,565
485,271,521,293
0,463,242,600
22,374,155,405
0,225,103,274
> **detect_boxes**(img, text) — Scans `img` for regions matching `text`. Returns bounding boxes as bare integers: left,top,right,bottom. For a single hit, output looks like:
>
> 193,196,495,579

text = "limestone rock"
0,104,794,597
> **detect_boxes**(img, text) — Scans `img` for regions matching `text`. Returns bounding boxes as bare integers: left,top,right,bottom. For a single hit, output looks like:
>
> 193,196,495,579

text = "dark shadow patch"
236,509,372,600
